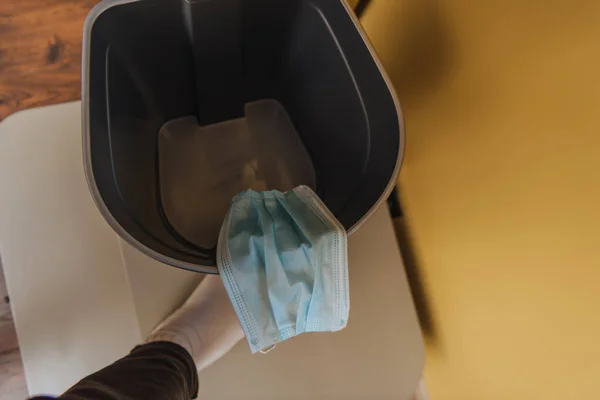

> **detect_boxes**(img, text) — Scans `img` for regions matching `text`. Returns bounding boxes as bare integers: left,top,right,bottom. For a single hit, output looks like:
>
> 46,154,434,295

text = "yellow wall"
347,0,359,8
361,1,600,399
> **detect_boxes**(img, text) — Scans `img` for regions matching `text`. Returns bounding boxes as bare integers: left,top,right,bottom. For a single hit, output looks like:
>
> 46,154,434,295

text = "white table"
0,102,424,399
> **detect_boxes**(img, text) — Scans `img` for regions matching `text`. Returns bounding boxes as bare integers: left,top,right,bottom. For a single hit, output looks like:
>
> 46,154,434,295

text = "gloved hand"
146,274,245,371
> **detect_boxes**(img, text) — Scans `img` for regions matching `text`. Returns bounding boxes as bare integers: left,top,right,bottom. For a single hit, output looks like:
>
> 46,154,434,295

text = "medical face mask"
217,186,349,354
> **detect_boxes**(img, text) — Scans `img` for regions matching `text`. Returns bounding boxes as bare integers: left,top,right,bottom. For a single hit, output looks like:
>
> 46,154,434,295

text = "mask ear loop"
260,345,276,354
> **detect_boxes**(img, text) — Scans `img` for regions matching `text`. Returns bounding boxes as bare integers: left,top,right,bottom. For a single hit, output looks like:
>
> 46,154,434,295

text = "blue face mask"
217,186,349,354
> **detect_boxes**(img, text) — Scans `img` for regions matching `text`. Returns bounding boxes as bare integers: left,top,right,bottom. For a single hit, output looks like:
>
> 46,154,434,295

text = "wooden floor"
0,0,99,120
0,266,27,400
0,1,99,398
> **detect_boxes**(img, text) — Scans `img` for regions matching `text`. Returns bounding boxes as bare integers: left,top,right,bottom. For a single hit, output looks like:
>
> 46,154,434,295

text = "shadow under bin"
83,0,405,274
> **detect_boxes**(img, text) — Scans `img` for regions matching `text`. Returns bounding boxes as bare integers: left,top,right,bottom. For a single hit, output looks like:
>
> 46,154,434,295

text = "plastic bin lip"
81,0,405,273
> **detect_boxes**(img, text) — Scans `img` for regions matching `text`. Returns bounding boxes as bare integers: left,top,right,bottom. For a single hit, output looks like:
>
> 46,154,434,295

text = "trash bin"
82,0,405,274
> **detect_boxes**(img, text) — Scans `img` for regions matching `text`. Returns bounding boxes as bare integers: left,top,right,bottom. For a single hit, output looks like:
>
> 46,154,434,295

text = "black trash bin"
82,0,405,274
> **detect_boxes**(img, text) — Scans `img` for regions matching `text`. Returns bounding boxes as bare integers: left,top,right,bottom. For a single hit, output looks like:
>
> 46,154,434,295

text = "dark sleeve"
30,341,198,400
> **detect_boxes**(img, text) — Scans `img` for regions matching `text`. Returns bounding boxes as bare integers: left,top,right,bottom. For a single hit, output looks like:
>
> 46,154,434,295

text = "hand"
146,274,245,371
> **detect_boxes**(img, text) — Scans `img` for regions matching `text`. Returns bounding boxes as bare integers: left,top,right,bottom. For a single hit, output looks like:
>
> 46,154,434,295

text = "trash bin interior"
159,99,316,249
85,0,402,269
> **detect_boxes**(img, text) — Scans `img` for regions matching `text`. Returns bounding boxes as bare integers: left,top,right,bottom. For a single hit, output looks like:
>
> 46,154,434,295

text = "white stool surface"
0,102,423,399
